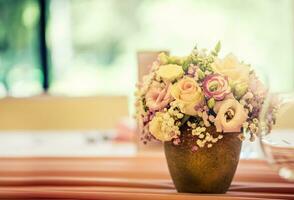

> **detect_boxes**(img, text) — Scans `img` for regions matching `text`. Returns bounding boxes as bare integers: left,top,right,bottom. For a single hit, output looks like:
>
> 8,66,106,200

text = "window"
0,0,43,97
1,0,293,98
48,0,294,96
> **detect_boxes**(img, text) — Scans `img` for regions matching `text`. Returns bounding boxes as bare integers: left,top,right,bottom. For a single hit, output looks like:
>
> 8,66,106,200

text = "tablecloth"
0,155,293,199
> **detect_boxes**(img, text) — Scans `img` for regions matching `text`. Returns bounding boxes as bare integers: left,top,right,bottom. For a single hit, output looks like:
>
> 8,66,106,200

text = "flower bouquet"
135,42,277,193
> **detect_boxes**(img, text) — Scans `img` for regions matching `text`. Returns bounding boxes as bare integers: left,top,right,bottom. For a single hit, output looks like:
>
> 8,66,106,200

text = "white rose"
212,53,250,87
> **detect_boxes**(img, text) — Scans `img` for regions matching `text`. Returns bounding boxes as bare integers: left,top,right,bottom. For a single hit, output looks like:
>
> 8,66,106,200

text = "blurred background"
0,0,293,157
1,0,293,98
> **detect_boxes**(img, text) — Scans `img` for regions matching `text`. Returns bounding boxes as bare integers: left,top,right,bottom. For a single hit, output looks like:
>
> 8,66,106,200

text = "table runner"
0,156,293,199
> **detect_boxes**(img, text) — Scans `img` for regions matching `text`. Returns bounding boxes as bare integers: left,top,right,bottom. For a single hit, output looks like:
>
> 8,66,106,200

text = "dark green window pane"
0,0,43,97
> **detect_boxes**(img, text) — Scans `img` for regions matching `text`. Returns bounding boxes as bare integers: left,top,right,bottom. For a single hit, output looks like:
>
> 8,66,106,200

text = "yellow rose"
149,112,179,141
156,64,184,81
211,53,250,87
171,77,204,116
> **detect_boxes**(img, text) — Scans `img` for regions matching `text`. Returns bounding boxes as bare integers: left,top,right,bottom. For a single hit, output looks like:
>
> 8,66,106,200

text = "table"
0,156,293,199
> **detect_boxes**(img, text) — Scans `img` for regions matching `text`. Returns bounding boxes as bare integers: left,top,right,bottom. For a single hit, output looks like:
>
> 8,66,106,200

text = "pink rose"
145,83,172,111
203,74,231,100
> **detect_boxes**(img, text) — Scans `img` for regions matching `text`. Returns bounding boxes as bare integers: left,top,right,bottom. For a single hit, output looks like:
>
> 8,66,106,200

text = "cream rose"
211,54,250,87
171,77,204,116
156,64,184,81
145,83,172,111
214,99,247,133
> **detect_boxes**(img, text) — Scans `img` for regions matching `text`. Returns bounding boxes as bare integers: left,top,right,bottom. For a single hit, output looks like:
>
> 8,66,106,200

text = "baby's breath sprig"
188,45,218,73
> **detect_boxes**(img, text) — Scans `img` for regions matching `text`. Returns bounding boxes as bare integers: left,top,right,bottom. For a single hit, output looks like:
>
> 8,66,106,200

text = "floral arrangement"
135,42,277,150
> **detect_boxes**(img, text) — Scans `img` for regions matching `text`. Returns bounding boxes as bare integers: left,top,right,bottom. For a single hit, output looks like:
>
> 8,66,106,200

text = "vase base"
164,128,242,194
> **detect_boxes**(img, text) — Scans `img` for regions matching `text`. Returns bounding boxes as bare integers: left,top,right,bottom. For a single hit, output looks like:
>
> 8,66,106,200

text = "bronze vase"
164,127,242,193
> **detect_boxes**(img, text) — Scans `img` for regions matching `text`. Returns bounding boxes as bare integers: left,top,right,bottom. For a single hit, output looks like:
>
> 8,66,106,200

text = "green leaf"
182,61,189,71
181,115,190,125
207,98,215,109
215,41,221,53
182,56,192,71
197,69,205,80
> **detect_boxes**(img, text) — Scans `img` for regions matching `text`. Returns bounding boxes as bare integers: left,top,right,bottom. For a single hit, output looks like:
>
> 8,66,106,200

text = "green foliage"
168,56,185,66
207,98,215,109
182,55,193,71
211,41,221,56
181,115,190,125
0,0,41,90
197,69,205,80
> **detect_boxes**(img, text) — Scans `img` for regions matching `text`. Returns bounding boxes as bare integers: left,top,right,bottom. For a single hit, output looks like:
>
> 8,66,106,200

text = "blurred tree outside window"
0,0,43,97
48,0,294,99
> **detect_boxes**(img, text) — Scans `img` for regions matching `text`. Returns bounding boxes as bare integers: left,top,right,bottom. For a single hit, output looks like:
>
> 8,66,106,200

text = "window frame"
38,0,49,91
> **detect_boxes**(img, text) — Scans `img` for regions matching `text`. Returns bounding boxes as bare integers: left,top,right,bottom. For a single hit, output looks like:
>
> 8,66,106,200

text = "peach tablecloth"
0,156,293,199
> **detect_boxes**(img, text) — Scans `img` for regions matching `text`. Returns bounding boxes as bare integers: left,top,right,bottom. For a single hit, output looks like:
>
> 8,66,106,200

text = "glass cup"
259,93,294,181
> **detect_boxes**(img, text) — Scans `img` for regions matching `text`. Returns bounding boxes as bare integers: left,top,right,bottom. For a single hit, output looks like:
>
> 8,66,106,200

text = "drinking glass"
259,92,294,181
